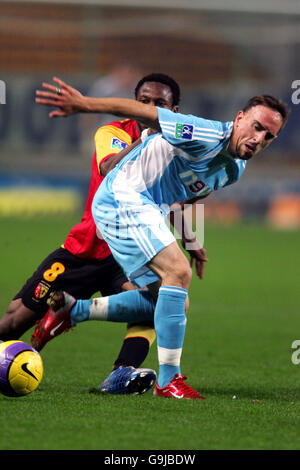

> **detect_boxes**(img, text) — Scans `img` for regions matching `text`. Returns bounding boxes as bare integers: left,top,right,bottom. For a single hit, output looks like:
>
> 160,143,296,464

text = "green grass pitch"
0,214,300,450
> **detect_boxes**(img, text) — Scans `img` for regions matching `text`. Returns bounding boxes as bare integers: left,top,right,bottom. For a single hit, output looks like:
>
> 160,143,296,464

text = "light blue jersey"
92,108,246,286
157,108,246,202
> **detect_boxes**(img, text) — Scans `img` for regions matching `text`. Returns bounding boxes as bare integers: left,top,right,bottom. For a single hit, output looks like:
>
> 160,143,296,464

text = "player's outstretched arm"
35,77,161,130
35,77,84,118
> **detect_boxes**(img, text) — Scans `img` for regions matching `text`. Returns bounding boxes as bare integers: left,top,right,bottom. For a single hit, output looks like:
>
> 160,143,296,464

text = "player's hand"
35,77,85,118
188,247,208,279
181,240,208,279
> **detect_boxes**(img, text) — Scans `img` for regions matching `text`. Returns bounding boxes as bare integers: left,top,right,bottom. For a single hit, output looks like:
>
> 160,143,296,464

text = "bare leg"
0,299,39,340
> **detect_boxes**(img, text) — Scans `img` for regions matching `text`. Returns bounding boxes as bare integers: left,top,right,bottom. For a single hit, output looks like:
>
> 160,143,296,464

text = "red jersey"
64,119,140,260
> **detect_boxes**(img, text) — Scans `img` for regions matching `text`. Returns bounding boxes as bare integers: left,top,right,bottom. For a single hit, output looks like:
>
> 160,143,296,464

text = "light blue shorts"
92,178,175,288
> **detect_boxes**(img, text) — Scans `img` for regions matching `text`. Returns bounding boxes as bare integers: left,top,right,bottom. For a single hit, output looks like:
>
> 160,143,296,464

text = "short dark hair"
243,95,289,131
134,73,181,106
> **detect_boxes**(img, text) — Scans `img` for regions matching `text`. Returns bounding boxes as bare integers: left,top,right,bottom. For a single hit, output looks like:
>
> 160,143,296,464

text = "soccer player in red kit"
0,74,182,394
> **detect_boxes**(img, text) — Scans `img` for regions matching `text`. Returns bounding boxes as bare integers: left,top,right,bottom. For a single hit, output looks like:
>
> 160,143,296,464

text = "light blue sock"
70,299,92,325
70,289,155,325
154,286,188,388
107,289,155,322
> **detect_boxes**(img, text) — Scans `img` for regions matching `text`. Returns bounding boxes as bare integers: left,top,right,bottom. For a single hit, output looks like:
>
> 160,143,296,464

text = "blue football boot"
100,366,156,394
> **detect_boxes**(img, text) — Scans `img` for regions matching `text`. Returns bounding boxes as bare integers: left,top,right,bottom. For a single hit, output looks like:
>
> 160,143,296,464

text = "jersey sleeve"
157,107,232,158
94,124,133,173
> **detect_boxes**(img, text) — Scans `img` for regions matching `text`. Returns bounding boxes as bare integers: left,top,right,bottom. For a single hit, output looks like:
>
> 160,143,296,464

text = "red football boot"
31,291,76,351
153,373,206,399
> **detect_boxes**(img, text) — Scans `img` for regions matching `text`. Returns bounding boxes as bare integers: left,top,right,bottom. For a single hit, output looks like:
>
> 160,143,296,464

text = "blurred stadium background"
1,0,300,228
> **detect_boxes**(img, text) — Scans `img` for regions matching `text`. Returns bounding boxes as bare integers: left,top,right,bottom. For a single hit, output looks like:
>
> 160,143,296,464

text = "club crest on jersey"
111,138,127,150
34,281,50,300
175,123,194,140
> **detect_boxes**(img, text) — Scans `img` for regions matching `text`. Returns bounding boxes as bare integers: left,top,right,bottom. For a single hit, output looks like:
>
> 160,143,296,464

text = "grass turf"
0,215,300,450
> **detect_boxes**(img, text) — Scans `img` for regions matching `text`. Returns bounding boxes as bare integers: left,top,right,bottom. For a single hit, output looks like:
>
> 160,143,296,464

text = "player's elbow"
99,162,107,177
100,160,112,177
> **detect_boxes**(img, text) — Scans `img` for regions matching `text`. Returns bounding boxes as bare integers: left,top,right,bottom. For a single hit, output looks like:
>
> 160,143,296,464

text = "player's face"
230,105,283,160
136,81,178,131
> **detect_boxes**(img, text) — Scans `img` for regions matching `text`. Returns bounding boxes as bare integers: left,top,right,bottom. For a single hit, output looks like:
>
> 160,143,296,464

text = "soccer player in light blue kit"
36,79,288,399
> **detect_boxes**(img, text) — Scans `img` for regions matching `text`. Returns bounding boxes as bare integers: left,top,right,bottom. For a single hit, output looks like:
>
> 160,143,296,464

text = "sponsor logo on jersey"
175,123,194,140
34,281,50,300
111,138,127,150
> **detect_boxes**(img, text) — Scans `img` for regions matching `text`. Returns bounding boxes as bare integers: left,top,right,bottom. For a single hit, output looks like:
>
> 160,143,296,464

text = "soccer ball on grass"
0,340,43,397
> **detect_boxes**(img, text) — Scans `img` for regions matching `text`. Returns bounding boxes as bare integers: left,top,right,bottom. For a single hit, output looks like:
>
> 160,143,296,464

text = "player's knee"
0,300,37,339
0,311,17,338
171,264,192,289
151,243,192,289
2,301,18,322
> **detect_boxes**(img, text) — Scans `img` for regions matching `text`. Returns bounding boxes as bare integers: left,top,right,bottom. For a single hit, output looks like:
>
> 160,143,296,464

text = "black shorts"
14,247,128,317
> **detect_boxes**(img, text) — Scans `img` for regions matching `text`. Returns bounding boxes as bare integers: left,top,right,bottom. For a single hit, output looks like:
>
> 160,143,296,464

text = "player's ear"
172,105,179,113
234,110,244,127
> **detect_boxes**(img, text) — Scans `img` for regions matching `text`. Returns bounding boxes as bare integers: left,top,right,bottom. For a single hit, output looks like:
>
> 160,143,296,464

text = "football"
0,340,43,397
